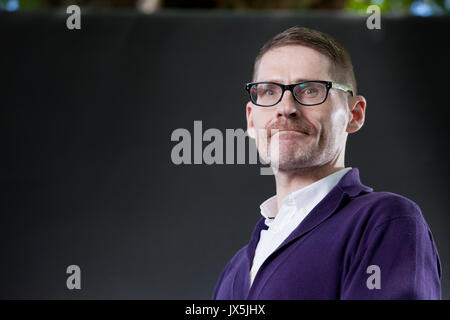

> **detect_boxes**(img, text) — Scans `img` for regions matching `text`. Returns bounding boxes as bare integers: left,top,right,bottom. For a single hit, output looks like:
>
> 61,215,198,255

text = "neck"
273,161,345,214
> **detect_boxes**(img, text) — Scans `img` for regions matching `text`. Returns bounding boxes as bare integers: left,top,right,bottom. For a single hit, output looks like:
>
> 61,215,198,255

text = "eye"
295,83,320,97
259,84,278,97
304,87,318,95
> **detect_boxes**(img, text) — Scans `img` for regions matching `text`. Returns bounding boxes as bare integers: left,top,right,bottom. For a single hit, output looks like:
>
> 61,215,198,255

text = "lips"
271,129,309,137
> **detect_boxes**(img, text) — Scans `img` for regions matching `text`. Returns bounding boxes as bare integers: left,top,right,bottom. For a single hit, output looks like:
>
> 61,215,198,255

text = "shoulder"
218,245,248,276
347,191,428,229
356,191,421,213
228,245,248,264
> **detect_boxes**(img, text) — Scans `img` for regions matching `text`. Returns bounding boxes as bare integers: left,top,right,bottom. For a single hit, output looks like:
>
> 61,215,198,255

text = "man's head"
246,26,366,173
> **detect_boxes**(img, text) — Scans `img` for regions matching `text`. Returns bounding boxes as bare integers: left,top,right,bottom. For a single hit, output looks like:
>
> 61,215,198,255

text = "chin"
269,151,315,172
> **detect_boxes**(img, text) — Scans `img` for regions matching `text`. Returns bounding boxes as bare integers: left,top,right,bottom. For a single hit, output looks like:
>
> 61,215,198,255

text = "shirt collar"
259,167,353,219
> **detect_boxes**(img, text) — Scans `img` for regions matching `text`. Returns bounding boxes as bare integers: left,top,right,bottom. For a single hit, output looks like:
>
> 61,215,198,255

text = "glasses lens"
293,82,327,105
250,83,282,106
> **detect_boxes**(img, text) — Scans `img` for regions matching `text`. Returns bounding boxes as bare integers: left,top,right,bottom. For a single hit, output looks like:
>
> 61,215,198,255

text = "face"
246,45,365,172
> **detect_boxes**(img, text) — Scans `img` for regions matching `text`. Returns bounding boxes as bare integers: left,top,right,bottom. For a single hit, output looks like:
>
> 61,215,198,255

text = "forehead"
255,45,332,83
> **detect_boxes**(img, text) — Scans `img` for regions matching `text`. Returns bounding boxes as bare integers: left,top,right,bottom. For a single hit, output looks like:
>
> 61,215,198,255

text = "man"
212,26,441,299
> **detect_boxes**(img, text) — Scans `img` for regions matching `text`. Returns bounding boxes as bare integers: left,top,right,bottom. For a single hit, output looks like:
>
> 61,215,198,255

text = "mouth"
272,130,309,138
271,130,309,143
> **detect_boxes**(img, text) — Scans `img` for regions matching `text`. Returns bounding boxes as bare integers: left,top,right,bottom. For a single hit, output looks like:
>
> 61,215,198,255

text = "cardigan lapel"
245,168,372,298
246,217,268,266
275,168,372,258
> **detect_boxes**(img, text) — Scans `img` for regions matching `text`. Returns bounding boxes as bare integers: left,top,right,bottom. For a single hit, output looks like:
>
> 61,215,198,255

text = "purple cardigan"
212,168,441,299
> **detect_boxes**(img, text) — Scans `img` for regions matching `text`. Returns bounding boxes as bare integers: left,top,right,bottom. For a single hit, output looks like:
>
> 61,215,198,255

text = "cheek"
322,109,348,141
252,109,272,129
331,108,349,130
302,110,324,137
310,107,347,140
250,110,272,142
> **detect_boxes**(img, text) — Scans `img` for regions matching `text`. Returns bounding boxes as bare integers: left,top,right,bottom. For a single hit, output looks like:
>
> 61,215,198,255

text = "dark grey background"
1,10,449,299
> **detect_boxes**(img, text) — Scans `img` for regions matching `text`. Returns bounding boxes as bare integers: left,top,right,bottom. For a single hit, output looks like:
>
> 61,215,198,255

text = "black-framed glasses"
245,80,354,107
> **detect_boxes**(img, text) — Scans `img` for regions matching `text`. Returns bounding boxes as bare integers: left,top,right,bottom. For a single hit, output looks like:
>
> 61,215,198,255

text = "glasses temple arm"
331,82,354,96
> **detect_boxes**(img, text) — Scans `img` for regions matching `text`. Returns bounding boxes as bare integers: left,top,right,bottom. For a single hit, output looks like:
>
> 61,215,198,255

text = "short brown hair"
253,26,357,94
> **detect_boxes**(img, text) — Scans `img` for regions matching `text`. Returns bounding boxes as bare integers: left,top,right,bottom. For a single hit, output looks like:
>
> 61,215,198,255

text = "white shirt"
249,167,352,286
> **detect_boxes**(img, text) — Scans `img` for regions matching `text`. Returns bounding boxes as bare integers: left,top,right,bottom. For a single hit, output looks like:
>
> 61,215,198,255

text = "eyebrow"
259,78,314,83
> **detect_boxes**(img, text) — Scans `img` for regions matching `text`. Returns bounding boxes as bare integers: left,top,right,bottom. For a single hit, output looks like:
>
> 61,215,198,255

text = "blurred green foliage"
345,0,450,14
1,0,449,14
1,0,44,9
345,0,394,12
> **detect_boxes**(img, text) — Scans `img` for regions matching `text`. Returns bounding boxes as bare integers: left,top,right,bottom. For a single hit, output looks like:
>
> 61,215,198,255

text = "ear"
246,101,256,139
346,95,366,134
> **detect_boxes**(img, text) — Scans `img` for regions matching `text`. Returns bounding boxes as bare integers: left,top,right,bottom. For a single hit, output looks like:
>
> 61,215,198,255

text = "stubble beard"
257,132,320,173
269,136,317,172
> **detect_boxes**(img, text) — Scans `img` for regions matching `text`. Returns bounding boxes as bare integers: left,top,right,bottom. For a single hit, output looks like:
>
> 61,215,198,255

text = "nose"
275,90,299,119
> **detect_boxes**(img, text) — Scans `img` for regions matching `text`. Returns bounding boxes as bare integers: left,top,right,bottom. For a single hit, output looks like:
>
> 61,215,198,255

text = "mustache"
265,120,312,136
